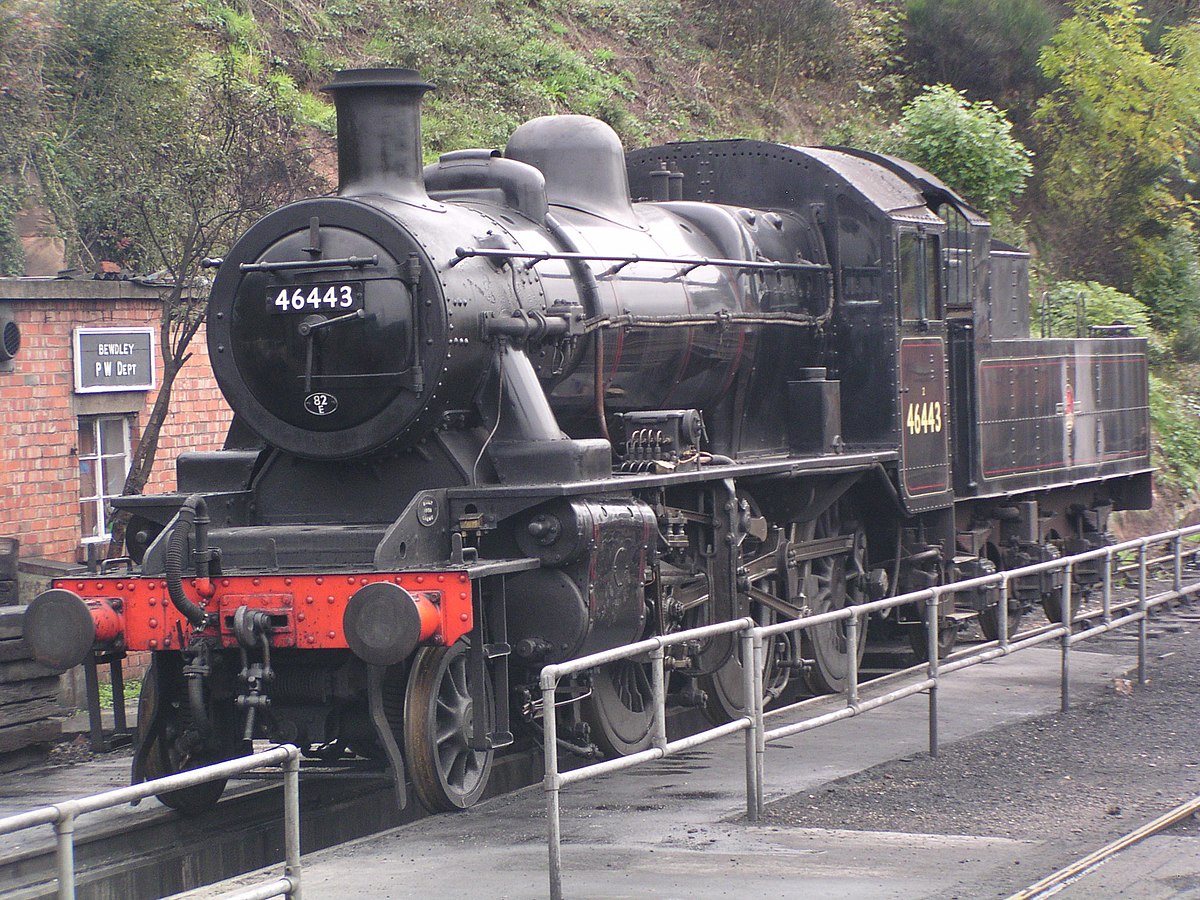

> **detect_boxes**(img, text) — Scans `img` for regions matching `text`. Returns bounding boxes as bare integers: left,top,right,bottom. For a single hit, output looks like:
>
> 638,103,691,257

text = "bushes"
1039,279,1155,337
701,0,852,89
892,84,1033,216
1039,279,1172,361
1149,373,1200,495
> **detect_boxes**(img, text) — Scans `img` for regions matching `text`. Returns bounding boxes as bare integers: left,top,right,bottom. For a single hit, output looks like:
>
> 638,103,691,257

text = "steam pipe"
166,495,212,629
543,212,608,441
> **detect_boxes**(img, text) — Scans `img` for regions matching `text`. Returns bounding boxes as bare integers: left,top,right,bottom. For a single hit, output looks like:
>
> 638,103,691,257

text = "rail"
1006,791,1200,899
0,744,302,900
540,524,1200,900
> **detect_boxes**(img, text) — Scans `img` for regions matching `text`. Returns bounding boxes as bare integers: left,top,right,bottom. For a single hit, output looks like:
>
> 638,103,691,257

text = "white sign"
73,327,156,393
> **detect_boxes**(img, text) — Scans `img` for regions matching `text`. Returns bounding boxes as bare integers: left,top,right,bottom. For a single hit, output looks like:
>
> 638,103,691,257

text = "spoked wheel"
699,625,797,724
580,659,655,757
136,658,242,815
974,547,1022,641
403,640,494,812
1041,593,1069,626
1041,588,1095,626
802,506,868,695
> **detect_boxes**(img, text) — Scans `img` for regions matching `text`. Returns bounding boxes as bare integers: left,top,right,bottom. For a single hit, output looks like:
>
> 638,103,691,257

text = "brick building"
0,278,230,580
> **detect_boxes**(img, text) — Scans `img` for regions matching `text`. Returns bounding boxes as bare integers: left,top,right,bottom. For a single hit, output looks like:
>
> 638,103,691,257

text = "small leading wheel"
136,658,240,815
802,507,868,695
403,640,494,812
580,659,655,757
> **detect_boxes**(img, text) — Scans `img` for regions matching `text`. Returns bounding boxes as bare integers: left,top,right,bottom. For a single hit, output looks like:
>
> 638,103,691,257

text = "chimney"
322,68,434,198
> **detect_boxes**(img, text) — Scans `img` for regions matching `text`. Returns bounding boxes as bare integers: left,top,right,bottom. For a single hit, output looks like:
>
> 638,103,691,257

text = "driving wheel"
802,505,868,695
580,659,656,757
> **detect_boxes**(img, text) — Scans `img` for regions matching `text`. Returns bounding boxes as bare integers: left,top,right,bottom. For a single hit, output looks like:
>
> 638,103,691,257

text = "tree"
0,1,62,275
904,0,1057,111
103,69,324,554
1,0,326,552
893,84,1033,216
1034,0,1200,305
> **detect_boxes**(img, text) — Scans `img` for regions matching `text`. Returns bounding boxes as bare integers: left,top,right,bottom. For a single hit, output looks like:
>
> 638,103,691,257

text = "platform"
174,645,1144,899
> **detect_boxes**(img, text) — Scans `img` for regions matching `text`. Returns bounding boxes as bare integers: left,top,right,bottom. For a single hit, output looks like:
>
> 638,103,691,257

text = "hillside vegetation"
4,0,1200,515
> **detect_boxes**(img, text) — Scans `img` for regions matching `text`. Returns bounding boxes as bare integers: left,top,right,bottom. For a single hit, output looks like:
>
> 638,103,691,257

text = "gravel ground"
764,602,1200,855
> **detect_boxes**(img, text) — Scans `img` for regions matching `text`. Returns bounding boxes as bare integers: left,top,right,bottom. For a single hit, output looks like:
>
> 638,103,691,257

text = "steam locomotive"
23,69,1151,813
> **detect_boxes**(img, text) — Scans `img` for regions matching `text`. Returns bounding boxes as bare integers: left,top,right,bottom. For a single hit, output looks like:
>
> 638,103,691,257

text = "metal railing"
540,618,757,900
540,524,1200,900
0,744,302,900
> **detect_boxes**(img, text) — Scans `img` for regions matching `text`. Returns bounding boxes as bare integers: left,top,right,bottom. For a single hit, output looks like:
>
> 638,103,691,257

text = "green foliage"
904,0,1056,108
360,0,650,150
5,0,324,274
695,0,910,110
1149,373,1200,494
1035,0,1200,297
1,0,327,517
0,184,23,276
701,0,850,89
1131,222,1200,357
1039,280,1154,336
97,679,142,710
892,84,1033,215
0,3,62,273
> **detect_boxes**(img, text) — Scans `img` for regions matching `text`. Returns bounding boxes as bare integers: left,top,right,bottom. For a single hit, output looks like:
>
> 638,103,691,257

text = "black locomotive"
24,69,1151,812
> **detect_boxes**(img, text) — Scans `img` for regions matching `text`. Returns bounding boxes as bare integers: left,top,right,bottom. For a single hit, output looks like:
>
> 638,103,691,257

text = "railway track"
0,752,544,900
1008,792,1200,900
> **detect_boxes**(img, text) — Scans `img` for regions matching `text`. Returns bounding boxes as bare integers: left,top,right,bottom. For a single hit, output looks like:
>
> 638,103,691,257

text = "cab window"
937,205,972,313
899,231,942,322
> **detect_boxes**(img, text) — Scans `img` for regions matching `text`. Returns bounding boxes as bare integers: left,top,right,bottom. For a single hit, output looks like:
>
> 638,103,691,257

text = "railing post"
846,612,860,710
998,577,1011,650
742,629,759,823
926,591,939,758
1174,532,1184,596
53,810,76,900
1138,543,1149,685
1060,560,1072,713
650,645,667,752
752,631,765,821
543,675,564,900
1102,546,1112,626
283,748,302,899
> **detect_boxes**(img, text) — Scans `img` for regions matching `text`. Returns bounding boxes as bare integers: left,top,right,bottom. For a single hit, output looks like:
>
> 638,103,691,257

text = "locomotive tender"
24,69,1151,812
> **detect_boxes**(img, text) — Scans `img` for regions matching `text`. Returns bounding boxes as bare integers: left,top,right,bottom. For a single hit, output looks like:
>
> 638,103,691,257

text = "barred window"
79,415,133,544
